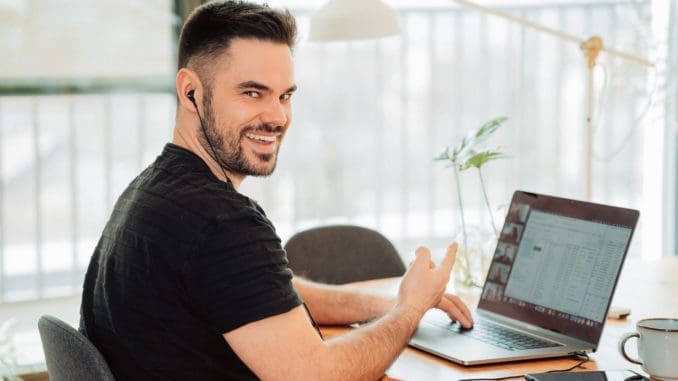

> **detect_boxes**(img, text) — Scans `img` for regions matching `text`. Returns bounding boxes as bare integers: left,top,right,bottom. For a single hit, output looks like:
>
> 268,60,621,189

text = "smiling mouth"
245,132,277,143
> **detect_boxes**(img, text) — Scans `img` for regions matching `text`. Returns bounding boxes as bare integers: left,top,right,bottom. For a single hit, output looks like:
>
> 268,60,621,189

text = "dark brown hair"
178,1,297,78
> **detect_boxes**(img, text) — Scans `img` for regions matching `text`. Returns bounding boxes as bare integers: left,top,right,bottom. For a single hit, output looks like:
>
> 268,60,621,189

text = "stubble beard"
200,89,281,177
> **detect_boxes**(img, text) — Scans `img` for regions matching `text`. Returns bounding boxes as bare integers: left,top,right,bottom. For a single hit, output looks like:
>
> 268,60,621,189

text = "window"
0,0,674,302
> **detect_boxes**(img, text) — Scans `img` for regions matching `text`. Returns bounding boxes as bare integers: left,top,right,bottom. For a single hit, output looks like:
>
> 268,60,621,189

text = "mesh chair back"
38,315,115,381
284,225,406,284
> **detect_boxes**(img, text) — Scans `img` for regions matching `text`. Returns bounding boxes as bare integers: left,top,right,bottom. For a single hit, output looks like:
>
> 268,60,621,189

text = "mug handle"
618,332,643,365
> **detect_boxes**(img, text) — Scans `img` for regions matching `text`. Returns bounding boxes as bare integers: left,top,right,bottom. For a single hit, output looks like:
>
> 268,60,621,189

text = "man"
80,1,473,380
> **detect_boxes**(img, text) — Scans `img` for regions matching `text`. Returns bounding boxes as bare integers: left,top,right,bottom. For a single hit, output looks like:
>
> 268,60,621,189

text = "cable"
458,374,523,381
187,90,232,184
593,61,660,162
195,105,231,183
591,62,609,136
546,351,590,372
302,302,324,340
457,352,590,381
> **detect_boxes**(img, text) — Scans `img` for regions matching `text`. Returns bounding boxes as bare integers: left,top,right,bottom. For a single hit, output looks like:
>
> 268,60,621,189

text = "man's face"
200,38,296,177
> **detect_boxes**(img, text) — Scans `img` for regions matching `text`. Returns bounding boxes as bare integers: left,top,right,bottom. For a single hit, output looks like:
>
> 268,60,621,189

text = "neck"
172,119,244,190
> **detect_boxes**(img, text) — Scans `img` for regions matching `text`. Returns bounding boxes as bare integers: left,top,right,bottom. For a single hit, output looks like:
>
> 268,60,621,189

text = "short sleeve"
185,208,301,334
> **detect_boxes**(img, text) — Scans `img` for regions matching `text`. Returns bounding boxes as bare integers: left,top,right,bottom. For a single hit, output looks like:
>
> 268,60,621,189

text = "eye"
280,93,293,102
244,91,260,98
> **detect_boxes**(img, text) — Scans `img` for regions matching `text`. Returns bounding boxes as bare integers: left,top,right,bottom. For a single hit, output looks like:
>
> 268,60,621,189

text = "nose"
262,99,289,128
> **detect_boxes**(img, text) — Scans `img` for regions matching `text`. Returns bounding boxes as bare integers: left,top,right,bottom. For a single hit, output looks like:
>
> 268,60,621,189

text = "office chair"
38,315,115,381
284,225,406,284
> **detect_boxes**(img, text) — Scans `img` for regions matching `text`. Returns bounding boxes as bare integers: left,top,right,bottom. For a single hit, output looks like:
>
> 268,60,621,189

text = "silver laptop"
409,190,639,365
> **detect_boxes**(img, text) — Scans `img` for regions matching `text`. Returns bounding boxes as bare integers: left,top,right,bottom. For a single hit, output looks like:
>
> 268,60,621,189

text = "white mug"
618,318,678,380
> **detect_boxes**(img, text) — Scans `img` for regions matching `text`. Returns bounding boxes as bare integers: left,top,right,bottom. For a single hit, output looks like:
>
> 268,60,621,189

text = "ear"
176,68,202,112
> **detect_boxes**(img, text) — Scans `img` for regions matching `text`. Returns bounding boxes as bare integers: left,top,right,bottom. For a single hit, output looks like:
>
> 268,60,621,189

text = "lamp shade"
309,0,400,41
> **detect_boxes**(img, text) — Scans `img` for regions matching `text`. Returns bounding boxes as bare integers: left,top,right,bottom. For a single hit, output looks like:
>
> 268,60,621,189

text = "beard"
199,88,283,177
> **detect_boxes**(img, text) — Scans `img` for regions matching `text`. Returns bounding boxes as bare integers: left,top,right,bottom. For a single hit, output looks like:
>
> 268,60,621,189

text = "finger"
443,293,474,326
437,296,473,328
439,242,458,273
414,246,431,263
439,296,474,328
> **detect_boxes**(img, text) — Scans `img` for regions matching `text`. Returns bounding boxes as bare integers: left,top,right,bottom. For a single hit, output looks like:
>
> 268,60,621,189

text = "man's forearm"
320,304,422,381
229,247,458,381
293,277,396,325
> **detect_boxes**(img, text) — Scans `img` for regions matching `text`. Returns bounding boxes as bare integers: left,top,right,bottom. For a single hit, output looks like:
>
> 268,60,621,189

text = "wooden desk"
321,257,678,380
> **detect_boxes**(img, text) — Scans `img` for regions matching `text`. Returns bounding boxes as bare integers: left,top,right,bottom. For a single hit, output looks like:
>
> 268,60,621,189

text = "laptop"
409,190,640,365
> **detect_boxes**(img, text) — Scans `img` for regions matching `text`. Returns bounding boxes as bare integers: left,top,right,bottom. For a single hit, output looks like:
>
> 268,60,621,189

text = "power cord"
457,351,590,381
593,63,659,162
546,351,590,372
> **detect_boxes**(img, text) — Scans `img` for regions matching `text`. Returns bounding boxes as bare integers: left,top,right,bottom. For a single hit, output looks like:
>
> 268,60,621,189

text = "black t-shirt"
80,143,301,380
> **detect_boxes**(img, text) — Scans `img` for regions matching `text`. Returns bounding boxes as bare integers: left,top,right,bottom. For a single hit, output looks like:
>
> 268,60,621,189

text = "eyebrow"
237,81,297,94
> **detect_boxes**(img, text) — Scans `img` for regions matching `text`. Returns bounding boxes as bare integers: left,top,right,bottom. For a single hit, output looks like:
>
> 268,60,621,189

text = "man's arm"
292,277,395,325
293,273,473,328
224,244,461,381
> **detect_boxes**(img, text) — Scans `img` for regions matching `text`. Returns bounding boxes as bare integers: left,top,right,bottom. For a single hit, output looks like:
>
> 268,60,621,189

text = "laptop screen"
477,191,639,345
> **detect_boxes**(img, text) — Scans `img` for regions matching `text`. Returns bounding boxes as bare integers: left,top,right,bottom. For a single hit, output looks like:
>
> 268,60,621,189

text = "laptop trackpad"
410,322,509,363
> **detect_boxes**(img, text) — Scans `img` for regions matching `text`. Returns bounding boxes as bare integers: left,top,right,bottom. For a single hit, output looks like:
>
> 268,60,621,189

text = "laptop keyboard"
427,316,563,351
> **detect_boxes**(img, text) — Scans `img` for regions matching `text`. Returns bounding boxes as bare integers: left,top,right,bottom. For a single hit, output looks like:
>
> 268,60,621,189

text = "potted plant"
0,318,21,381
434,116,509,288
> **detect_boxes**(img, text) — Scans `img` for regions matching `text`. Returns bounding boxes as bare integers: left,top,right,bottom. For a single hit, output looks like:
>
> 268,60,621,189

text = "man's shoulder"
134,144,258,221
99,151,255,252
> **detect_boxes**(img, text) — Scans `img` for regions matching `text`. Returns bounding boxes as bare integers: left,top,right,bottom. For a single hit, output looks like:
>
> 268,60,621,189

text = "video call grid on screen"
478,191,639,345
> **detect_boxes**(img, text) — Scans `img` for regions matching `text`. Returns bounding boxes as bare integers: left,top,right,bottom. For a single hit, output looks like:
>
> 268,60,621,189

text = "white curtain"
0,1,673,302
245,3,666,260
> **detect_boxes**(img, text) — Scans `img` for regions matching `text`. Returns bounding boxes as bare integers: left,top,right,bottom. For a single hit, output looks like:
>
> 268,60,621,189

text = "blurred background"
0,0,676,373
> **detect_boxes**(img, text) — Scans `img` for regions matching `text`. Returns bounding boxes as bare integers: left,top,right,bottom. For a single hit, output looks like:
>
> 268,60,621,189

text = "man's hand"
436,293,474,328
397,243,474,328
397,243,458,318
225,242,473,380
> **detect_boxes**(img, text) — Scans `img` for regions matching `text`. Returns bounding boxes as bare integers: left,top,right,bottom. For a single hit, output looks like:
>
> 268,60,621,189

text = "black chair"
38,315,115,381
284,225,406,284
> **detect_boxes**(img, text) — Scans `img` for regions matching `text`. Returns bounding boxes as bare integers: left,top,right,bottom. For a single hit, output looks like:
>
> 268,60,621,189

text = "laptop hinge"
477,309,596,350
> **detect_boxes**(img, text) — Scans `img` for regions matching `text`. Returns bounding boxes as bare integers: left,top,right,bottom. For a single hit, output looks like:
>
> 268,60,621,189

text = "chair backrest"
38,315,115,381
284,225,406,284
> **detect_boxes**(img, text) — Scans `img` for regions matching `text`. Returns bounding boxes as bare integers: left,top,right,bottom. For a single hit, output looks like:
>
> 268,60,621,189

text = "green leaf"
433,116,509,168
433,148,450,161
461,150,508,170
475,116,508,141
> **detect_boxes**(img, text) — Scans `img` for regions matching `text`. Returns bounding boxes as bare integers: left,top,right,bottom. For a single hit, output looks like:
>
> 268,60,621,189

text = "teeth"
246,133,276,142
